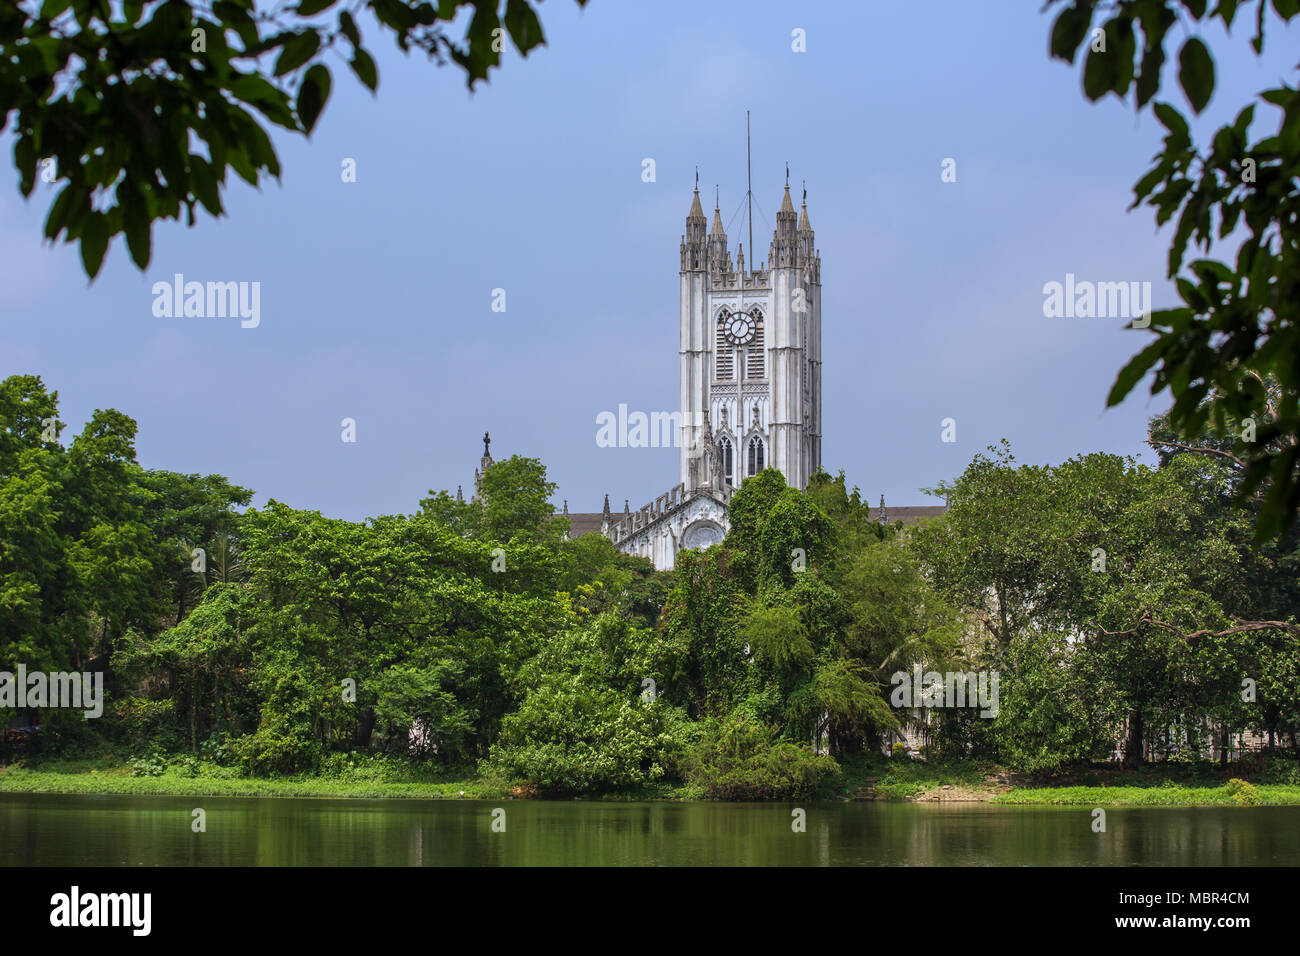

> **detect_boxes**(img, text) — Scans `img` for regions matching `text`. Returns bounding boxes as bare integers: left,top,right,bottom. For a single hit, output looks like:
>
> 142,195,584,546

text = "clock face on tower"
721,308,759,346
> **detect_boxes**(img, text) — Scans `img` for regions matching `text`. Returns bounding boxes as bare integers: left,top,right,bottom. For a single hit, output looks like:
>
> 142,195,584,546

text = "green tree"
137,469,252,623
1046,0,1300,543
473,455,561,544
657,546,749,719
488,615,686,792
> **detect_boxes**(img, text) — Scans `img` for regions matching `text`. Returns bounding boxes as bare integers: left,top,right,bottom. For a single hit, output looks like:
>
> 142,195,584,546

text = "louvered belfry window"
715,314,733,380
747,317,765,379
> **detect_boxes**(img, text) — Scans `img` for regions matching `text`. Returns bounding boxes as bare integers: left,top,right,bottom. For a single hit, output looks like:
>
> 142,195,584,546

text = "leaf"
1177,37,1215,113
350,49,378,92
14,134,37,197
79,213,109,280
274,31,322,77
1108,337,1167,407
123,202,152,270
1152,101,1190,138
1050,3,1092,62
228,72,298,130
1113,19,1136,96
296,0,338,14
1216,0,1241,28
1135,6,1173,107
338,9,361,46
190,156,223,216
1232,103,1255,136
117,178,152,269
44,184,81,241
504,0,545,55
1083,44,1116,101
227,142,258,185
1131,163,1167,208
297,64,331,135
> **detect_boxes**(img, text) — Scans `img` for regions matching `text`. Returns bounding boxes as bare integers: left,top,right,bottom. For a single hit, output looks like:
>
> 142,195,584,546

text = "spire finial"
802,179,806,204
785,162,789,187
483,431,491,457
715,184,719,210
695,165,699,190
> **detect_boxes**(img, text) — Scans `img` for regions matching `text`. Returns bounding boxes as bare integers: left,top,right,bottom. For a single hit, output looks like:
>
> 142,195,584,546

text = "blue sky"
2,1,1295,520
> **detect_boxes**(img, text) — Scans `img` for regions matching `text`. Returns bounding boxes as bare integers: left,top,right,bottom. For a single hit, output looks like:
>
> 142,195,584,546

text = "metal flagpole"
746,110,753,277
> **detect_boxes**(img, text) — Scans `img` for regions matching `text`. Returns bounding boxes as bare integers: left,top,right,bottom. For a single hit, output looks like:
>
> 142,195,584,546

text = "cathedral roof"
565,504,946,540
564,513,609,537
876,505,947,526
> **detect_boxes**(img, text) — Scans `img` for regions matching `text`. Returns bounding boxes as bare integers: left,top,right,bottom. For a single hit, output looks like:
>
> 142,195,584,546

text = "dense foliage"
1,0,583,278
1046,0,1300,545
3,375,1298,793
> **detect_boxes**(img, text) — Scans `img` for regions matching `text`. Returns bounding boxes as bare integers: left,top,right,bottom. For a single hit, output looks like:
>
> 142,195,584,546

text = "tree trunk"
358,707,376,748
1123,708,1144,768
190,674,198,753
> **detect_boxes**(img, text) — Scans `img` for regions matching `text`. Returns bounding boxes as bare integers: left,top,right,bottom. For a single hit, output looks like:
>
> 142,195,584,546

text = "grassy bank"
0,757,497,800
815,753,1300,806
993,782,1300,806
4,754,1299,805
815,752,1006,801
0,756,695,801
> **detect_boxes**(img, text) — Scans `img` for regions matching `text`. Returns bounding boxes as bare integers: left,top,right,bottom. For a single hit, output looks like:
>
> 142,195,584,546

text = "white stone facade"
605,179,822,570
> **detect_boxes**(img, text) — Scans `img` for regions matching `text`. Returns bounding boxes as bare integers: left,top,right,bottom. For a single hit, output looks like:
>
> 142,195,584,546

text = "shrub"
1224,778,1261,806
129,752,169,777
233,726,321,776
111,696,180,752
688,712,838,800
488,673,685,794
1256,757,1300,786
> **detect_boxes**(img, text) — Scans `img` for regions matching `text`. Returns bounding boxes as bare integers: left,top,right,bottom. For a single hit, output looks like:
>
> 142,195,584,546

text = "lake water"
2,794,1297,866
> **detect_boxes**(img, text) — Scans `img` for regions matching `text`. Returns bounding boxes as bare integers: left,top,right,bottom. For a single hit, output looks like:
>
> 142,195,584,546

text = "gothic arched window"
718,436,733,486
747,436,765,477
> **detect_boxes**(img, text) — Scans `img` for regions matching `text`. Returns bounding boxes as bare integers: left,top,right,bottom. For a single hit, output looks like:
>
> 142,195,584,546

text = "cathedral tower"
679,174,822,495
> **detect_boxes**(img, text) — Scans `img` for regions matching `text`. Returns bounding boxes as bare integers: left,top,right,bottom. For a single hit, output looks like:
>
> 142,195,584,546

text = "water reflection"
0,795,1296,866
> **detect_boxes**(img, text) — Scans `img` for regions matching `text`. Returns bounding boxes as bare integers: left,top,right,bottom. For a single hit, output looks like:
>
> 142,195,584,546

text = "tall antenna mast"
746,111,753,276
